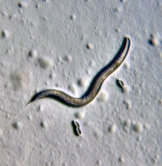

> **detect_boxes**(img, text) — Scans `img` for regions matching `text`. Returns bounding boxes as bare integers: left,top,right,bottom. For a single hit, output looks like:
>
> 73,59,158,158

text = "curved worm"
29,37,131,107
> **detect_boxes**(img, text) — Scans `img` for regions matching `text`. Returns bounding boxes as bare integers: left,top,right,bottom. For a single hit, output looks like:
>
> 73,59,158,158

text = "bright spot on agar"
123,86,130,94
97,91,108,102
38,57,53,69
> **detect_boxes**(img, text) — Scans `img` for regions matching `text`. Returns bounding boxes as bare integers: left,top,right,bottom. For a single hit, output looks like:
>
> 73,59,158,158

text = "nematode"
29,37,131,107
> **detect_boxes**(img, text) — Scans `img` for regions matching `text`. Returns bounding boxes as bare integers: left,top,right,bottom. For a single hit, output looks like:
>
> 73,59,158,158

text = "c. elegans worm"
29,37,131,107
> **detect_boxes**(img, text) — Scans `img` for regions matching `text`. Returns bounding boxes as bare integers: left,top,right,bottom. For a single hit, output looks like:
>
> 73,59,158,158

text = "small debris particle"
75,111,85,119
77,79,87,88
116,79,124,89
124,119,131,127
62,163,68,166
40,121,48,128
136,136,142,142
97,91,108,102
120,0,126,2
27,114,32,120
93,130,102,139
1,30,10,38
89,60,95,67
108,124,117,133
37,105,44,112
116,79,130,94
96,160,102,165
153,155,159,164
28,49,38,58
71,120,82,136
124,62,130,69
38,57,53,69
86,43,94,50
86,69,91,75
70,14,76,20
148,34,159,46
115,28,120,33
118,156,125,162
132,122,143,133
143,123,151,130
6,114,10,119
113,7,121,13
18,1,29,8
63,55,72,63
159,99,162,105
123,119,131,133
68,84,76,94
12,121,23,129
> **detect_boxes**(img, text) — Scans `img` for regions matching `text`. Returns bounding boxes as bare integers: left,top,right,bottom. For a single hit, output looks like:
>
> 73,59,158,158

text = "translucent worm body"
29,37,131,107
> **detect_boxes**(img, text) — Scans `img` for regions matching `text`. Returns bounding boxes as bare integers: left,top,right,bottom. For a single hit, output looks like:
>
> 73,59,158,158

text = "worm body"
29,37,131,107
